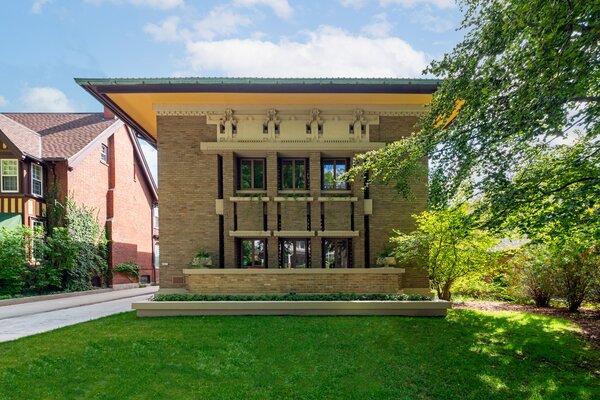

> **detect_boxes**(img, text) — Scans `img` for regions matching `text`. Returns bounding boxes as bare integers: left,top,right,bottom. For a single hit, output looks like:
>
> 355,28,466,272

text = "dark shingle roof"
1,113,118,159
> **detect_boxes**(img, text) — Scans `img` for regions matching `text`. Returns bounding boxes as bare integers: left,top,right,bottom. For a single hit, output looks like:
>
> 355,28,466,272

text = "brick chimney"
103,106,116,119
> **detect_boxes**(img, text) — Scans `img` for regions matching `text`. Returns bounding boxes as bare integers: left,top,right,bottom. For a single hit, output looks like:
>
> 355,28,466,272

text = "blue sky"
0,0,465,180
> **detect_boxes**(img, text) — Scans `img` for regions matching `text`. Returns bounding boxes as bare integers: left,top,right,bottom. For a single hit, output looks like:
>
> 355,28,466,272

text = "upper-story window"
280,158,307,190
1,159,19,193
239,159,265,190
322,159,349,190
101,144,109,163
31,164,43,197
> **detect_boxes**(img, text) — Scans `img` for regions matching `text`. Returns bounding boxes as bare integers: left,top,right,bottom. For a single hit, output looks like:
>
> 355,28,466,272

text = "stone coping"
132,300,451,317
183,267,405,275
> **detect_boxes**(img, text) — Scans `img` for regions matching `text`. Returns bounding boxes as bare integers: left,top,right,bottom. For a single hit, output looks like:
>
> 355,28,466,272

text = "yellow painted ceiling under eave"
107,92,433,139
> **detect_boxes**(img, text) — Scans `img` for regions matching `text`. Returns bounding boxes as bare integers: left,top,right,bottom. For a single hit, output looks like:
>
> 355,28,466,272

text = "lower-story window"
324,238,351,268
241,239,266,268
280,239,309,268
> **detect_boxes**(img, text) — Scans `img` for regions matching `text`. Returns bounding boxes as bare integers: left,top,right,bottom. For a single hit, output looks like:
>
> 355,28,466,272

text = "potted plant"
376,248,396,267
191,249,212,268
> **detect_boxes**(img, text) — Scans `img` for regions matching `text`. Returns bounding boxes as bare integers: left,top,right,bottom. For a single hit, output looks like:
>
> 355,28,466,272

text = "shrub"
153,293,433,302
508,244,557,307
0,227,31,295
553,233,599,312
114,262,140,278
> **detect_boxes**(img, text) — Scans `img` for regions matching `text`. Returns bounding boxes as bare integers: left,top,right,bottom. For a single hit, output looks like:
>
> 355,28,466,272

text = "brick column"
351,157,365,267
266,152,279,268
309,152,322,268
222,151,236,268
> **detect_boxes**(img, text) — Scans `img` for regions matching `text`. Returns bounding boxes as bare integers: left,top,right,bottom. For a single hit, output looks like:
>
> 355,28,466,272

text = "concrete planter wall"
133,300,452,317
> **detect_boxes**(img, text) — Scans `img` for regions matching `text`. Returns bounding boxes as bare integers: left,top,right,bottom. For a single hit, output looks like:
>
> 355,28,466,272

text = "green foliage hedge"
0,195,110,296
114,262,140,278
153,293,432,302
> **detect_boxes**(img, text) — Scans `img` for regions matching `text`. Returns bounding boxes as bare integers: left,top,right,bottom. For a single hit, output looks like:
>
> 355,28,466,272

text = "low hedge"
152,293,432,302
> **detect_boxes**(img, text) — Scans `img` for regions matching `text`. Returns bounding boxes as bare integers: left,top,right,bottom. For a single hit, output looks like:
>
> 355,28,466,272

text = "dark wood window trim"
323,238,352,268
279,158,309,191
279,238,310,268
239,238,267,268
238,158,266,190
321,158,350,190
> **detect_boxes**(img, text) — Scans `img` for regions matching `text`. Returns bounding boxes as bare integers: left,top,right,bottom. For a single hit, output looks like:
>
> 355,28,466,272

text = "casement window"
31,219,45,262
241,239,266,268
31,164,43,197
239,159,265,190
280,239,309,268
280,158,308,190
100,144,109,163
322,159,349,190
323,238,350,268
1,159,19,193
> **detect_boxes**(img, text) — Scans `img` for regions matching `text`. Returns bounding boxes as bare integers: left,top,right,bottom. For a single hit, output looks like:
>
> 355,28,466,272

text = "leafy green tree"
391,206,498,300
0,227,31,295
348,0,599,236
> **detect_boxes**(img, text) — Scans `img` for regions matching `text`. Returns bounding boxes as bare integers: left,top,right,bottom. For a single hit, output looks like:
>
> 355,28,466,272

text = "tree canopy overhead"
349,0,599,237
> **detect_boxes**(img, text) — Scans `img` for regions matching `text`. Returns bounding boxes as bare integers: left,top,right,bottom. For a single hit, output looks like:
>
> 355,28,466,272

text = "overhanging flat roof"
75,77,441,143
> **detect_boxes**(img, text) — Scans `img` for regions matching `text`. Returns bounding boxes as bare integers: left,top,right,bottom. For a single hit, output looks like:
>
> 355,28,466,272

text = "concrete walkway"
0,286,158,343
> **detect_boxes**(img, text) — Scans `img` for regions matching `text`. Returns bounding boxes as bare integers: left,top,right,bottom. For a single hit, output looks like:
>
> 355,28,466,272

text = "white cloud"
84,0,184,10
361,13,392,38
339,0,368,8
380,0,455,9
31,0,50,13
232,0,293,19
183,26,428,78
191,7,253,40
0,95,8,107
412,9,453,32
144,16,181,42
21,87,75,112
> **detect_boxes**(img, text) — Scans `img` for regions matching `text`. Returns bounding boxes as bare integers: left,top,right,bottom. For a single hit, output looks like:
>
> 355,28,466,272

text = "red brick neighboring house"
0,111,158,287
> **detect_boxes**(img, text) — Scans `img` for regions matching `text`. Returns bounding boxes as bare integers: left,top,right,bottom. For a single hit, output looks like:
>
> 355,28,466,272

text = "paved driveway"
0,286,158,343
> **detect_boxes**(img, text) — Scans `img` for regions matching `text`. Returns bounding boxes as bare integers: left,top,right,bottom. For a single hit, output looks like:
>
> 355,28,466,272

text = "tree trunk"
440,282,452,301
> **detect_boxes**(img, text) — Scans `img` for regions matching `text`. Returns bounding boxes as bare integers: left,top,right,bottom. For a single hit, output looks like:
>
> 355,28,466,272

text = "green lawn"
0,310,598,400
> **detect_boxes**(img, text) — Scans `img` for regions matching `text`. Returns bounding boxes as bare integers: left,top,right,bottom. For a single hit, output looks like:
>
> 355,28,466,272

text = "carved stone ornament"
306,108,324,138
351,108,367,138
264,108,281,137
219,109,237,138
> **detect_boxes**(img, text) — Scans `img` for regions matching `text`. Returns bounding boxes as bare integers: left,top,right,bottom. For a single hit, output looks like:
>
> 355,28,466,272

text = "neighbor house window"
1,159,18,193
241,239,265,268
31,164,43,197
101,144,109,163
280,159,307,190
239,159,265,190
280,239,308,268
31,219,45,261
322,159,349,190
324,238,350,268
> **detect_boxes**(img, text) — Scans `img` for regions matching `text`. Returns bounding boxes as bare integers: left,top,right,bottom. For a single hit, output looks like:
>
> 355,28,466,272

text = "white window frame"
31,219,45,262
1,159,19,193
101,144,109,163
31,164,43,197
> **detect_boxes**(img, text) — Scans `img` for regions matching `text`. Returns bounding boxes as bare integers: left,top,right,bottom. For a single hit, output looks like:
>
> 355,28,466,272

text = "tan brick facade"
158,114,430,293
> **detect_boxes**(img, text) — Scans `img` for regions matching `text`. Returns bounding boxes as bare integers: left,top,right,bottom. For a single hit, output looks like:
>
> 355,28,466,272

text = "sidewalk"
0,286,158,342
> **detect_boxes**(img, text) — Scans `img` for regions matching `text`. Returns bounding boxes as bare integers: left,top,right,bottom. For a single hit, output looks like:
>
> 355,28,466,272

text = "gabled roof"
0,114,42,159
2,113,119,160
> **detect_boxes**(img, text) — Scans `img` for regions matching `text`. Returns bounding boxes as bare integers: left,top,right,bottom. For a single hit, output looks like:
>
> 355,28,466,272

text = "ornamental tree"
391,206,498,300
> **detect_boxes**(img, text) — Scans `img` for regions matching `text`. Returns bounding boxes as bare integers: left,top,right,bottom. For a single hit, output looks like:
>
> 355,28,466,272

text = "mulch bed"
454,300,600,349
